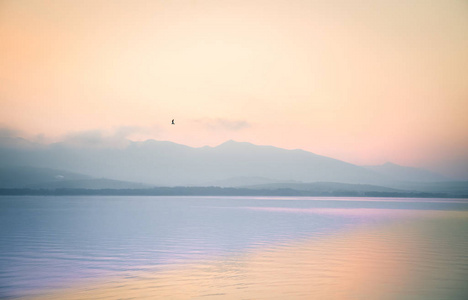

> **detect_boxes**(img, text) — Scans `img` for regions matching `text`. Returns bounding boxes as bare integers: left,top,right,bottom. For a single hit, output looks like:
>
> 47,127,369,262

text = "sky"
1,0,467,179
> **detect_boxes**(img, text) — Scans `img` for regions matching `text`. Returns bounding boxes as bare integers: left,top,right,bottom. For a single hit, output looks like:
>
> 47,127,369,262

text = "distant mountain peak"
135,139,192,150
216,140,255,148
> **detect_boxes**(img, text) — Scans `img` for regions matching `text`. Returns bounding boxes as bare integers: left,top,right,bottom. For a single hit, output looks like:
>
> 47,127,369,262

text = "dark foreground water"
1,196,468,299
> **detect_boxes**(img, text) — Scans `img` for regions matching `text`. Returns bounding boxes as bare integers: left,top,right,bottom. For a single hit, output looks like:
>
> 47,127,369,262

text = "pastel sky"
1,0,467,178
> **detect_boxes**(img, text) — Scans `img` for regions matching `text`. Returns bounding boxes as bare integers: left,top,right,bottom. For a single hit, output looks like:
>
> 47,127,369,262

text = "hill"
0,139,459,192
0,166,151,189
0,140,392,186
363,162,451,182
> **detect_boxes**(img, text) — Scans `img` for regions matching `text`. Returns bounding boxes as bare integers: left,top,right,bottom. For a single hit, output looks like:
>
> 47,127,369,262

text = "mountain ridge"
0,139,454,188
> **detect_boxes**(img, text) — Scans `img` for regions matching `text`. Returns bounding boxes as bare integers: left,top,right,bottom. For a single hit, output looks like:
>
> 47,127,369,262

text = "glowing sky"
1,0,467,178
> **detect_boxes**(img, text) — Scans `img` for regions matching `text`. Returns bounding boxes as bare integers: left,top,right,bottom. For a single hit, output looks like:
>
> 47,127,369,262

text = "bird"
171,119,175,125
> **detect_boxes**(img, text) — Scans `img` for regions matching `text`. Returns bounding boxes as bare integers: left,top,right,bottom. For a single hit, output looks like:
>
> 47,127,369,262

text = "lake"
1,196,468,299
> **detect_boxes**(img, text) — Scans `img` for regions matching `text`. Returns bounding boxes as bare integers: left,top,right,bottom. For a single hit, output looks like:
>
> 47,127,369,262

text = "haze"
1,0,467,179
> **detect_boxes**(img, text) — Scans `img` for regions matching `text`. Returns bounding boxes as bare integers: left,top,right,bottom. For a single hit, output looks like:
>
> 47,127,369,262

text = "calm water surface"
1,196,467,299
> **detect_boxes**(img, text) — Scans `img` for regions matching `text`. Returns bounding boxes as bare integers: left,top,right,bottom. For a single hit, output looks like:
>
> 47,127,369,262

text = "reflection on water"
1,196,468,299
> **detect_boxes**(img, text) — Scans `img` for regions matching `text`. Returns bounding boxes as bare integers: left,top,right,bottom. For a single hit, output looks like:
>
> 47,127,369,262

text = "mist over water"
1,196,468,299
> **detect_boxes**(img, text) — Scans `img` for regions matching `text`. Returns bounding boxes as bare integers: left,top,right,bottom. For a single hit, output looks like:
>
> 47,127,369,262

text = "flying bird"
171,119,175,125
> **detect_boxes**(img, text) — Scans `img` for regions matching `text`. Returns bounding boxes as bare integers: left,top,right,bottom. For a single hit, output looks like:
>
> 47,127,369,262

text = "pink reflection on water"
239,206,458,218
224,196,468,203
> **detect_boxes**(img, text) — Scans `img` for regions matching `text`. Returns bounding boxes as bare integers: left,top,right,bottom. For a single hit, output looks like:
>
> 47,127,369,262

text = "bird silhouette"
171,119,175,125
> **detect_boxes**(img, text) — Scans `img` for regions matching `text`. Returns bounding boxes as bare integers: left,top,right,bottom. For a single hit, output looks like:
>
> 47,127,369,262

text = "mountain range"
0,139,466,196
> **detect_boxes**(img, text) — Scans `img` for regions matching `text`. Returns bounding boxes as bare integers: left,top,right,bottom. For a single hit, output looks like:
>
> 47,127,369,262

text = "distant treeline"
0,187,457,198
